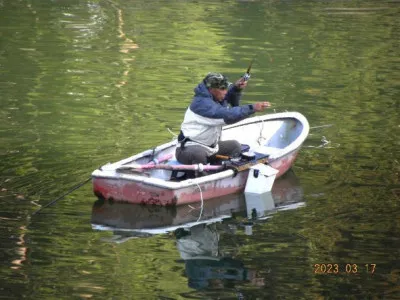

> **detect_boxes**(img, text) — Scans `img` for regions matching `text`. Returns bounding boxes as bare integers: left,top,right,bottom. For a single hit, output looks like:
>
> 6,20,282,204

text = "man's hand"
253,102,271,112
234,78,248,90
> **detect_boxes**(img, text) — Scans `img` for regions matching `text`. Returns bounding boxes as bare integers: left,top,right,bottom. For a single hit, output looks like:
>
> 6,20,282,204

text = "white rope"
195,182,204,222
257,117,265,145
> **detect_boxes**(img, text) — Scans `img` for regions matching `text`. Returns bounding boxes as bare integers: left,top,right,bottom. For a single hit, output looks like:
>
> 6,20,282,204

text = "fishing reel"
243,59,254,81
243,72,251,81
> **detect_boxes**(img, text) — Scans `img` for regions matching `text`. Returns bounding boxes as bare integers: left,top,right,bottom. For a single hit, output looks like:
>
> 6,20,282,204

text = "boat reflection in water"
91,171,305,289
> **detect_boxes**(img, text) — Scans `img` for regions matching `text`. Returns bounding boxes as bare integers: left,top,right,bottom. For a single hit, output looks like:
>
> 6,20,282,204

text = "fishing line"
167,127,178,140
310,124,334,130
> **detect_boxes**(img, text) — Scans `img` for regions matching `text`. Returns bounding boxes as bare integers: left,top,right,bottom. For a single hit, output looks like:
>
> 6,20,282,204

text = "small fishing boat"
91,112,309,206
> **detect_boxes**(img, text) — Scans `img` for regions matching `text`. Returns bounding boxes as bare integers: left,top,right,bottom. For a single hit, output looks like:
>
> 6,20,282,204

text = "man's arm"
225,78,248,107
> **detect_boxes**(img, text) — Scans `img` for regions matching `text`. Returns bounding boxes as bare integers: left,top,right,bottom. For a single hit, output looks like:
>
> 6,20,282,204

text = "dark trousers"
175,140,242,165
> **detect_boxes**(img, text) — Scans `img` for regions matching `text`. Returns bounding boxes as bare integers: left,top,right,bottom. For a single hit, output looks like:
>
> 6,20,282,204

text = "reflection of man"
176,223,219,260
174,223,264,290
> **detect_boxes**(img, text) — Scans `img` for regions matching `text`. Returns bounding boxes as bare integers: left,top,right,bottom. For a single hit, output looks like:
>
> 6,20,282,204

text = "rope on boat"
257,117,265,146
195,182,204,223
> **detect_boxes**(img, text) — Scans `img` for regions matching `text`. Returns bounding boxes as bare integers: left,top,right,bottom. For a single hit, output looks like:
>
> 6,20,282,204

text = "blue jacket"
179,81,256,155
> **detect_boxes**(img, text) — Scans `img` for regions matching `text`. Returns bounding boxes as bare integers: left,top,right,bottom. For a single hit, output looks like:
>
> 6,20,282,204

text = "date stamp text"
314,264,376,274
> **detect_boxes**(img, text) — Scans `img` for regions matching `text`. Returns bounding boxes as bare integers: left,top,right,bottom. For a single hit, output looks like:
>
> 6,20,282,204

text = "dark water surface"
1,0,399,299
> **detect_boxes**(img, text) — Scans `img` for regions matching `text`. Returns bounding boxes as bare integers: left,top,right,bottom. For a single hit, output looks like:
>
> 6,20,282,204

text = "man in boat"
176,72,271,172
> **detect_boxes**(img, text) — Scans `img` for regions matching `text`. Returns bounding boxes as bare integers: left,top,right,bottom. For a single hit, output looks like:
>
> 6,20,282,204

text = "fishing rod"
31,147,165,216
31,176,92,216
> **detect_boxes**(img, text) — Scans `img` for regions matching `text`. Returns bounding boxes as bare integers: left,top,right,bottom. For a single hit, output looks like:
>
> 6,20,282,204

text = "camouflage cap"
203,72,230,89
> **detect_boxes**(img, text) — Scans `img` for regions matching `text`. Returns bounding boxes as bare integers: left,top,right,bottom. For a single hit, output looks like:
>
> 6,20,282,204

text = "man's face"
210,88,227,101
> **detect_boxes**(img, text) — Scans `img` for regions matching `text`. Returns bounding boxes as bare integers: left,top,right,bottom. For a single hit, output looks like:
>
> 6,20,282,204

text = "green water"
1,0,399,299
